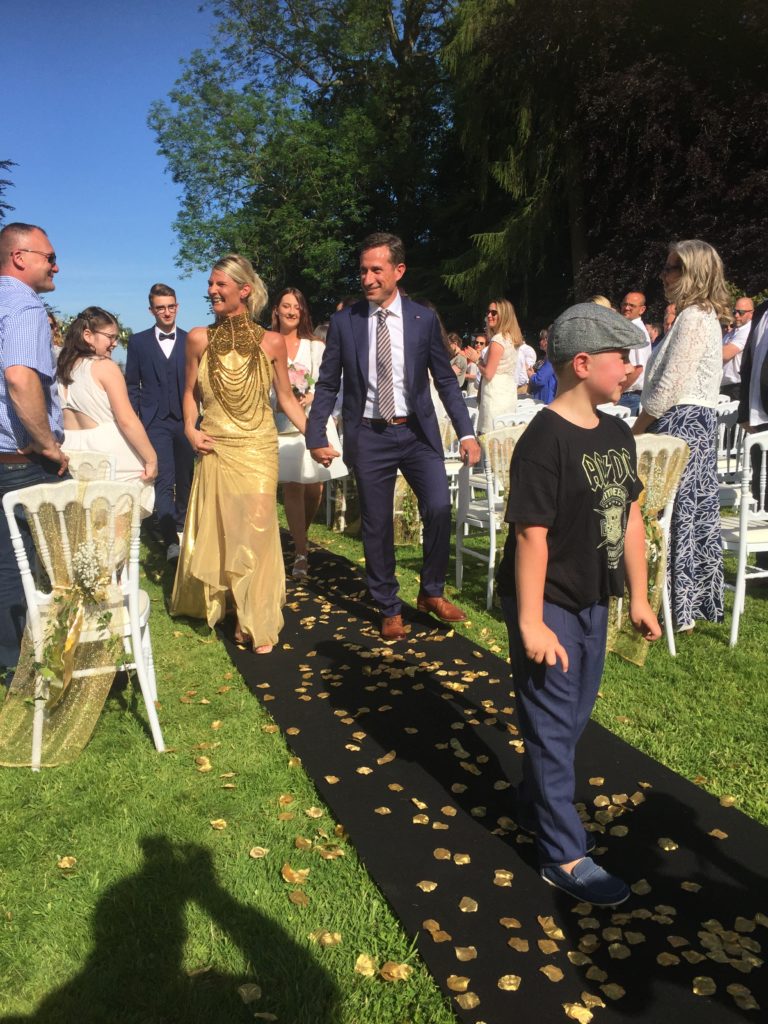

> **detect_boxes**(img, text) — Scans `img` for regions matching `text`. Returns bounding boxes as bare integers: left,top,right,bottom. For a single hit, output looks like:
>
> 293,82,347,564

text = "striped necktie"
376,308,396,421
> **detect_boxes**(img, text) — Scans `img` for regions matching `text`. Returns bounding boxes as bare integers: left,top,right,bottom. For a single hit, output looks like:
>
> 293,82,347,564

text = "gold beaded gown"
171,313,285,647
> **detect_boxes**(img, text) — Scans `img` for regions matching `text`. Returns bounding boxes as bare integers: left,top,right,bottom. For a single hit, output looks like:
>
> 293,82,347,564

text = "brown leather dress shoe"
381,614,408,640
416,592,468,623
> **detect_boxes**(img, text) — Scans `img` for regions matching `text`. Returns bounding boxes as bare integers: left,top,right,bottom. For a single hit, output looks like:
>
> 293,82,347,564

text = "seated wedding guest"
721,297,754,401
447,332,468,387
646,322,661,347
272,287,327,579
634,239,729,633
590,295,614,309
517,336,537,395
528,327,557,404
47,309,63,359
476,299,522,433
58,308,157,515
171,254,306,655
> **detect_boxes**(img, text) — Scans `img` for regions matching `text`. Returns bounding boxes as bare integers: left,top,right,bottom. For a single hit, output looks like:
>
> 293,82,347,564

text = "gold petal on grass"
305,807,324,819
498,975,521,991
540,965,564,982
210,819,227,830
493,869,514,887
354,954,377,977
433,848,451,860
417,880,438,892
237,982,262,1003
287,756,301,767
446,974,470,993
195,756,212,772
288,890,309,907
309,929,342,947
708,828,728,840
294,836,312,851
249,846,269,859
281,864,310,885
379,961,412,982
719,795,737,807
261,724,278,734
278,794,295,807
316,845,345,860
211,720,222,730
57,856,77,870
455,992,480,1009
455,946,477,961
693,976,717,996
658,837,678,851
459,897,478,913
563,1005,593,1023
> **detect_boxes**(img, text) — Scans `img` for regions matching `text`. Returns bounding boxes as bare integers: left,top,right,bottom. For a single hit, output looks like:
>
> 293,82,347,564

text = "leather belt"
0,452,33,464
361,416,410,426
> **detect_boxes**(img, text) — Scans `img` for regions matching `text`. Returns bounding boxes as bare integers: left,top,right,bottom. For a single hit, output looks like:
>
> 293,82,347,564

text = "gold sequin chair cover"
0,479,164,769
607,434,690,665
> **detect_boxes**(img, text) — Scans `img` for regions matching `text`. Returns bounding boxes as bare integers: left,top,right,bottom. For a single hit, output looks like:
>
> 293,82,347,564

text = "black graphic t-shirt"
495,409,642,612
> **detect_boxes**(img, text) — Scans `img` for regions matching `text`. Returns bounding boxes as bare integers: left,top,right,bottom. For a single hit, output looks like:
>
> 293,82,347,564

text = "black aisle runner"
224,549,766,1024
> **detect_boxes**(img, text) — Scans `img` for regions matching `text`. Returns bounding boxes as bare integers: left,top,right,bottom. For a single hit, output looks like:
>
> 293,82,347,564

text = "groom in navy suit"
307,233,481,639
125,283,193,559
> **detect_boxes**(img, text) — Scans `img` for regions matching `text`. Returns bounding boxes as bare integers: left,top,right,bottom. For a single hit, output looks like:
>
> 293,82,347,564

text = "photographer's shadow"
2,835,339,1024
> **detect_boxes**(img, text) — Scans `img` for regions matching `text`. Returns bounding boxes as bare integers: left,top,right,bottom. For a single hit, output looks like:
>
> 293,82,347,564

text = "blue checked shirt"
0,275,64,452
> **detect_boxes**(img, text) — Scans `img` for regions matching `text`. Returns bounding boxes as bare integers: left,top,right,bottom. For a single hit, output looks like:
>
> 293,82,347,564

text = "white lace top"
641,305,723,419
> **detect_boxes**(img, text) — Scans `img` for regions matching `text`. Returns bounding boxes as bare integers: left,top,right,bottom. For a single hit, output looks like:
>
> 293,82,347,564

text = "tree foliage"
149,0,471,316
446,0,768,316
0,160,15,225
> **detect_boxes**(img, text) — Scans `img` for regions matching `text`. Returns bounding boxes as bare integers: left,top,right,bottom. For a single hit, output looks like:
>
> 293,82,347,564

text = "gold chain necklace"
206,314,268,428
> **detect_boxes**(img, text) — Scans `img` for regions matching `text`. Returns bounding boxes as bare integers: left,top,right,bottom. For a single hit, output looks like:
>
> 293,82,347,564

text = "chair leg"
142,624,158,703
129,619,165,752
729,569,747,648
456,530,464,590
661,579,676,657
31,677,46,773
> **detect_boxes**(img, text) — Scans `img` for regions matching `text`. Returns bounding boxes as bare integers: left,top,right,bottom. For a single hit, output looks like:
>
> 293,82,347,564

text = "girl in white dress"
57,307,157,515
476,298,523,434
271,288,327,578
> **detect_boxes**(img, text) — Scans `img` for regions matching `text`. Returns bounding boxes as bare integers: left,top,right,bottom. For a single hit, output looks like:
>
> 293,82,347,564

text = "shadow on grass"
1,835,339,1024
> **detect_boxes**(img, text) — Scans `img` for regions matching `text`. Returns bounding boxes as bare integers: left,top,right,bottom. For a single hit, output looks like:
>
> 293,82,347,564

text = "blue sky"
4,0,217,351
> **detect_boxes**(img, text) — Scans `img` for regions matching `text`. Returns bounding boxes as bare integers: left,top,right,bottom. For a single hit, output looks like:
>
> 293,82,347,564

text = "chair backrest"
740,433,768,518
62,449,117,481
597,403,632,419
715,402,744,481
481,423,529,494
2,480,143,654
492,407,540,430
633,435,690,516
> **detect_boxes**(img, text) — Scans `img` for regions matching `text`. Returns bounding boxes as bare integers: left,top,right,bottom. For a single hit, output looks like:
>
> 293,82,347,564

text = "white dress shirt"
721,320,751,386
626,318,652,392
749,309,768,427
154,325,176,359
364,292,409,418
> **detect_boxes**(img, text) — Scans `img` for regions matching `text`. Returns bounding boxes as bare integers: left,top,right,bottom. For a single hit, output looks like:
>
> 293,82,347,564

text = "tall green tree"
446,0,768,316
149,0,473,317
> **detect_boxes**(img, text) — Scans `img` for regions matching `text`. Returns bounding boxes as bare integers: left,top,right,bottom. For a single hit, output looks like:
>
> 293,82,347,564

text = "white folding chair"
721,433,768,647
62,449,117,481
455,424,527,609
597,402,632,419
492,405,541,430
715,401,744,507
2,479,164,769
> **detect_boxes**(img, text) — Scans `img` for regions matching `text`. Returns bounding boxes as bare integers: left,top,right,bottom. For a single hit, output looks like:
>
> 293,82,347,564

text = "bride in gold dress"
171,254,307,654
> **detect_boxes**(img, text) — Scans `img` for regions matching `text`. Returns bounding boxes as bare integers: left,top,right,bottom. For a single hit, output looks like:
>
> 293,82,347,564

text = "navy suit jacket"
306,297,474,465
738,300,768,424
125,326,188,428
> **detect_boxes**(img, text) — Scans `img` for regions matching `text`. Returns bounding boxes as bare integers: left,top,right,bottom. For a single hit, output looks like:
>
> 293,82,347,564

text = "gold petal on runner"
455,992,480,1009
446,974,470,992
692,977,717,996
455,946,477,961
417,880,437,892
459,896,478,913
540,965,564,982
498,975,521,991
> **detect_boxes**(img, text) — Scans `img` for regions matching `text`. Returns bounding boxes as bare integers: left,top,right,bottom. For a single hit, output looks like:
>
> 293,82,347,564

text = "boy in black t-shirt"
496,303,661,906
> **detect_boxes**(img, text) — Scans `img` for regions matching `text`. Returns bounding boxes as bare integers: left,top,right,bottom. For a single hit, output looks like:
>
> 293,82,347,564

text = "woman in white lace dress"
633,240,730,631
476,298,523,434
57,307,157,515
272,288,326,578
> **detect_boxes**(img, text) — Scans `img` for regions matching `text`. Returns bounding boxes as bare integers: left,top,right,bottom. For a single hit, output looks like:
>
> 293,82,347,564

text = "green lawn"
0,516,765,1022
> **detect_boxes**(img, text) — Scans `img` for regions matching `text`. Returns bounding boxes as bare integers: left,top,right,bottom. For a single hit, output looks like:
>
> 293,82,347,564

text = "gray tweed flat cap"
549,302,648,362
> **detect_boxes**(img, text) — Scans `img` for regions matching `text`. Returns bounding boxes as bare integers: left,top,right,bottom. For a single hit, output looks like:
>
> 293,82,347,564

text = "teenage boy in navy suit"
126,283,193,560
